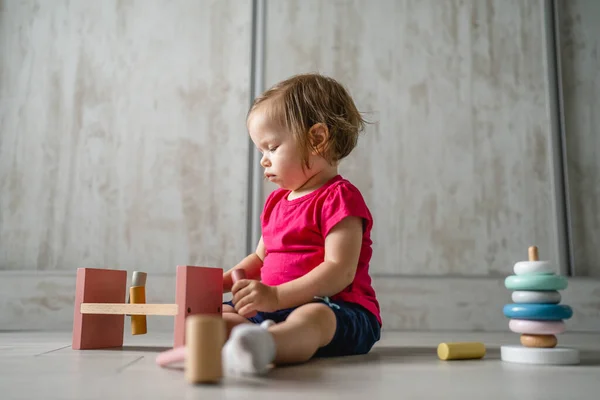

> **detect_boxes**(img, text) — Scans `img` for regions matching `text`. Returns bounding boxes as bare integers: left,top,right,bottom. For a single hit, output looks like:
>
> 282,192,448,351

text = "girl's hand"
232,280,279,317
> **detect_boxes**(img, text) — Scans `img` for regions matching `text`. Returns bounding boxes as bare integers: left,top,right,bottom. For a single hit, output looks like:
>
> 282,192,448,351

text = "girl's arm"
223,237,266,293
274,216,363,309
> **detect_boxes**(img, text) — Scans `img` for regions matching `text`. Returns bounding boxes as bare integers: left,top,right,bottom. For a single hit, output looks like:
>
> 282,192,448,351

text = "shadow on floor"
103,345,173,353
266,346,441,383
578,350,600,366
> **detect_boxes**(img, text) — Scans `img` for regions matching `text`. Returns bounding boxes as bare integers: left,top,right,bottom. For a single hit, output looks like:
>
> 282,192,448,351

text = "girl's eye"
269,146,279,152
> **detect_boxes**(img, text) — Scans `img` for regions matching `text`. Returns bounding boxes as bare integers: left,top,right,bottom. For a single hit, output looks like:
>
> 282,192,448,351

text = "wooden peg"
130,286,147,335
185,315,225,384
129,271,148,335
437,342,486,361
528,246,539,261
232,269,247,282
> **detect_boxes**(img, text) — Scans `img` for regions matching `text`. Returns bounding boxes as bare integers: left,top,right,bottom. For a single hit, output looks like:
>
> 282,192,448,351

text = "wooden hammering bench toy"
72,265,223,350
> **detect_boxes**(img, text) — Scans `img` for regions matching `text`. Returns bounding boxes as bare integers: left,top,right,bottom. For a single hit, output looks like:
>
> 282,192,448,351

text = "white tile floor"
1,330,599,400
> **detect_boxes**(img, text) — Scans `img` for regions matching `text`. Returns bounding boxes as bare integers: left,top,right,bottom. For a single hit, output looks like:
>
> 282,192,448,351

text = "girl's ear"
308,123,329,155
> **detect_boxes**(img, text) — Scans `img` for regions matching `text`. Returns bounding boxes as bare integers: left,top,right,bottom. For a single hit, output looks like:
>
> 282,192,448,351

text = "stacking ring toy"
513,261,553,275
503,304,572,320
508,319,566,335
505,275,568,291
511,290,561,304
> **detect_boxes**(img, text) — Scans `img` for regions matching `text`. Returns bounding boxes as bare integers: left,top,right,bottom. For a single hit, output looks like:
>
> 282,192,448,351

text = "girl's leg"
269,303,336,364
222,303,251,337
223,303,336,375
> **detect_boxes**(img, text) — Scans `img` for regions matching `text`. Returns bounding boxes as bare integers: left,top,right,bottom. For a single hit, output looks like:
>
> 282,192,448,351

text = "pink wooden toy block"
173,265,223,347
72,268,127,350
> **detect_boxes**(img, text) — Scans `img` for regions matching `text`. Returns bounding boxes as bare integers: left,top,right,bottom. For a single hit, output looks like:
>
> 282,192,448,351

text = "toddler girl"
221,73,381,376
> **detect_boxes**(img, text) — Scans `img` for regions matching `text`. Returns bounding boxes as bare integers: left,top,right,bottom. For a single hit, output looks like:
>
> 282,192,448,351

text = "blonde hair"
248,73,366,168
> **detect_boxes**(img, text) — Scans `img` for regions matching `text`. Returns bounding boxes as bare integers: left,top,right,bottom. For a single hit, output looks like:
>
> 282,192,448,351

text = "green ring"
505,274,568,291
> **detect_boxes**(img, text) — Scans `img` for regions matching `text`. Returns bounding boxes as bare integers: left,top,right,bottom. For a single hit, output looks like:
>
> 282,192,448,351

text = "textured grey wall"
1,1,596,278
263,0,556,276
560,0,600,277
0,1,252,273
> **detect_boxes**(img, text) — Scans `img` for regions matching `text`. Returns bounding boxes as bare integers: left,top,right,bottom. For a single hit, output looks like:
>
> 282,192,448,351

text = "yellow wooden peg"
437,342,486,361
130,286,147,335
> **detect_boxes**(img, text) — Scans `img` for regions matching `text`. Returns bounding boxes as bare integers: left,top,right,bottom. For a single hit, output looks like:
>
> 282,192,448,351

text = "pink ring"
509,319,566,335
156,346,186,367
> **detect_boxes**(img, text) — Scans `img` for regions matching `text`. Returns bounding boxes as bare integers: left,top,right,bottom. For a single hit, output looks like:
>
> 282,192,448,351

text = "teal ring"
505,274,568,291
503,303,573,320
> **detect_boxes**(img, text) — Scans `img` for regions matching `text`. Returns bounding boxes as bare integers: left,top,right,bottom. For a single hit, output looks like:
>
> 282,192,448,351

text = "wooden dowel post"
529,246,539,261
80,303,179,316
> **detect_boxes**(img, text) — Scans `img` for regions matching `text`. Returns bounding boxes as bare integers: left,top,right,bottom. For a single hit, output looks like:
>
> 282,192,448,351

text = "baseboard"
1,271,598,332
372,274,600,332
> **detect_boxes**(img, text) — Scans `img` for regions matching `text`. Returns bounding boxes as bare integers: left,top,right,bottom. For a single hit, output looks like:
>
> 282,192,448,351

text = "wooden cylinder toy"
130,286,147,335
529,246,539,261
437,342,486,361
185,315,225,384
520,334,557,348
232,269,247,282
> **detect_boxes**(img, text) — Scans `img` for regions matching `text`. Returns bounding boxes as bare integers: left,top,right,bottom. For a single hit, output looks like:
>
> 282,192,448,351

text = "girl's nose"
260,153,271,167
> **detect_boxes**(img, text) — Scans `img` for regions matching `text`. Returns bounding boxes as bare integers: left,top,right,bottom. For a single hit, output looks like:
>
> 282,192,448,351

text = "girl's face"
247,109,309,191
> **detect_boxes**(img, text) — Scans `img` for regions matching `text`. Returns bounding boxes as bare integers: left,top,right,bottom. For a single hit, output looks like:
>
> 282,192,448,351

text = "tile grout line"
116,356,144,374
34,345,70,356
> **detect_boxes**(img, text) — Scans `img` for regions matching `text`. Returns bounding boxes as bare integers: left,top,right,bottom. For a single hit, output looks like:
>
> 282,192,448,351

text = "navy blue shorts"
223,297,381,358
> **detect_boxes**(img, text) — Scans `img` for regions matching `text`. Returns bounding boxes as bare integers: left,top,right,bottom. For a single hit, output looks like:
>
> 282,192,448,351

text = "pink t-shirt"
260,175,381,325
